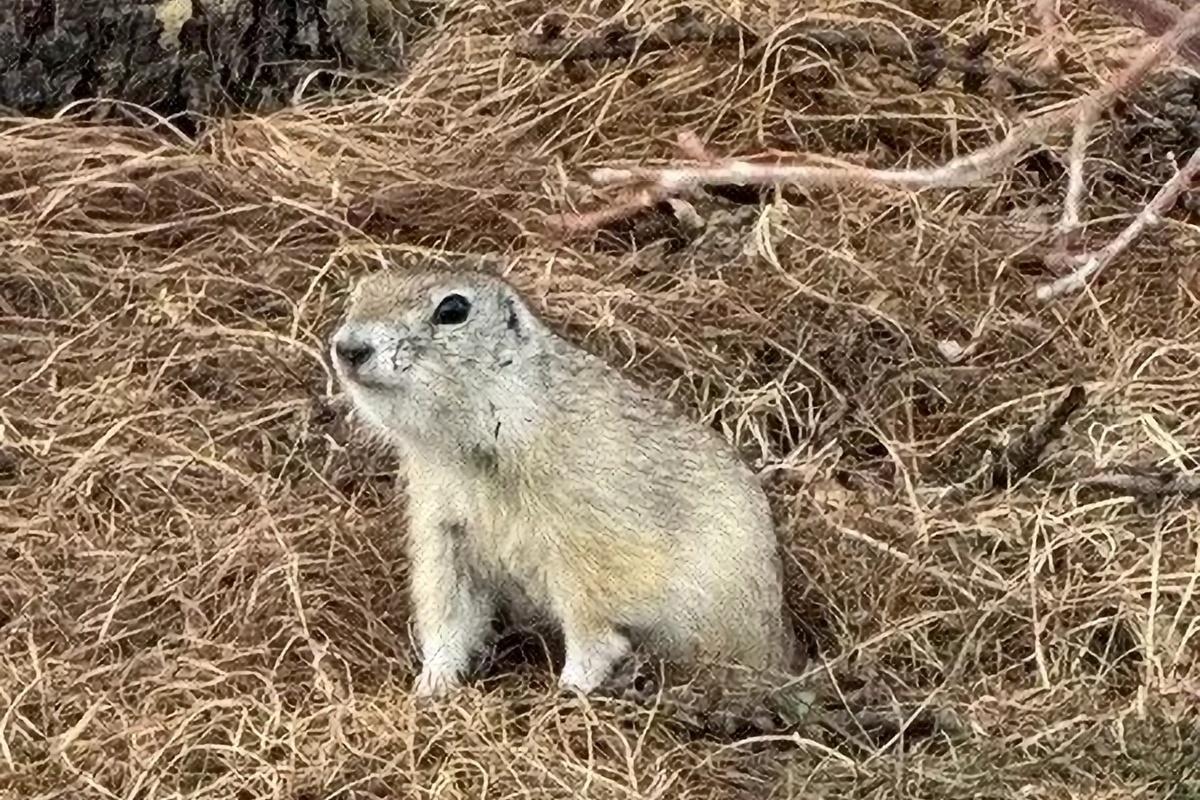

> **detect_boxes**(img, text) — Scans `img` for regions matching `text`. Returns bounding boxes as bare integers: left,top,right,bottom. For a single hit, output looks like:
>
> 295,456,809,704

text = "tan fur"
330,264,794,697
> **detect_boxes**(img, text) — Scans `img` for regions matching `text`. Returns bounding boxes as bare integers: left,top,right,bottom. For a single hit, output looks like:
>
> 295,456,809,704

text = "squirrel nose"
335,340,374,368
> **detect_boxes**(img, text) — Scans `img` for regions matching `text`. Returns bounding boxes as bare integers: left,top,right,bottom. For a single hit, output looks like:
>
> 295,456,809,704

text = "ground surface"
2,1,1199,798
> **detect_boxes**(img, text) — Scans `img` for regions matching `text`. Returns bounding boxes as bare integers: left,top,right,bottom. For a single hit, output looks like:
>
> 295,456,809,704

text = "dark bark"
0,0,437,125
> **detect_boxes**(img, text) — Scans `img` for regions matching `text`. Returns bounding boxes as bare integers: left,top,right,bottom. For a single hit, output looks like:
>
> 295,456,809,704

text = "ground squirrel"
330,265,796,698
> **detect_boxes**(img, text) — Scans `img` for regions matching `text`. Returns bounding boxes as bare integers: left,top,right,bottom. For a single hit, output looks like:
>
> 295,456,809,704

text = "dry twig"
1058,1,1200,240
575,15,1190,204
543,109,1073,231
1036,144,1200,299
1058,112,1094,240
589,110,1073,192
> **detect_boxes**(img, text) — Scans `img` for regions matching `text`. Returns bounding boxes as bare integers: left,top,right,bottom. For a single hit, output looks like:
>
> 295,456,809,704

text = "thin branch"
1035,144,1200,299
1057,1,1200,239
589,108,1071,193
1058,111,1094,238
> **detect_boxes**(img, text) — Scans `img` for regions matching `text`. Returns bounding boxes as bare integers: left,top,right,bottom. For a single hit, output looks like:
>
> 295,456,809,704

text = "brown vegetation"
2,0,1199,798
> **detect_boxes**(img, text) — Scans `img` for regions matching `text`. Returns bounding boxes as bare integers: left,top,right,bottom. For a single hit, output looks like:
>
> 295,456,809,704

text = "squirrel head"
330,267,544,455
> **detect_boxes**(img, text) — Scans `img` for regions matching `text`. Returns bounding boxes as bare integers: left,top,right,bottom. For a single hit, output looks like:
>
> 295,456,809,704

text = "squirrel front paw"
557,629,631,695
413,664,462,698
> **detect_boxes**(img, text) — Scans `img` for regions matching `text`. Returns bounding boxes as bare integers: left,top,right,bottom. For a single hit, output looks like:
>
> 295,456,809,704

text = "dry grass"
2,0,1200,798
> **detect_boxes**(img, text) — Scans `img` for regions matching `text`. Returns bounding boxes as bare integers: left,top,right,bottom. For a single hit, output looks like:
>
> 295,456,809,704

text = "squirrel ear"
502,296,527,343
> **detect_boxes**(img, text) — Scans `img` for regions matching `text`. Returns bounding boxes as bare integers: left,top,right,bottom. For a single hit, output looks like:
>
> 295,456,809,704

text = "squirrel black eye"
433,293,471,325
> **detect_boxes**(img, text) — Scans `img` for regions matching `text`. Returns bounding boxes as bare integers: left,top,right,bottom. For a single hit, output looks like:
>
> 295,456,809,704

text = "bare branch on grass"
1058,111,1095,239
589,110,1072,194
541,104,1074,235
595,7,1193,199
546,105,1071,234
1036,145,1200,299
550,4,1200,300
1058,1,1200,240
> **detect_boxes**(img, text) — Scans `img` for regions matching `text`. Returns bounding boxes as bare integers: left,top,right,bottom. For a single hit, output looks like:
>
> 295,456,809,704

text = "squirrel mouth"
344,373,391,391
341,365,408,391
331,342,410,389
